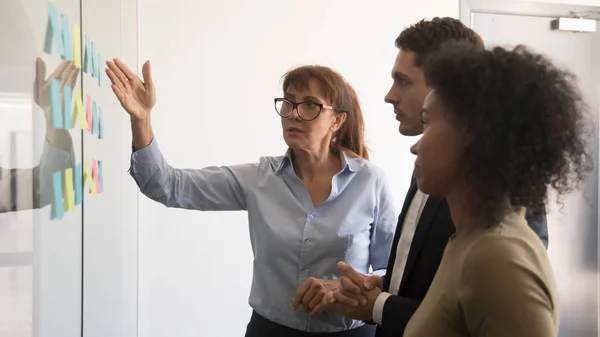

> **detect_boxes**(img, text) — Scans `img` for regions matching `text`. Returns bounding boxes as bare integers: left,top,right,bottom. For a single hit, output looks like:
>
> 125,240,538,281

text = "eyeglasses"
274,98,342,121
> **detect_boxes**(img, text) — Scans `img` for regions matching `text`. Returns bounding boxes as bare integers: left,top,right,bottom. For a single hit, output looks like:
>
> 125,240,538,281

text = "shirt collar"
275,149,364,174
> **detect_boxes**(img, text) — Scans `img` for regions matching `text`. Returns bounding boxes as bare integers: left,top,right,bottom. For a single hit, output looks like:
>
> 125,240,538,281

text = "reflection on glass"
0,59,77,213
0,1,77,336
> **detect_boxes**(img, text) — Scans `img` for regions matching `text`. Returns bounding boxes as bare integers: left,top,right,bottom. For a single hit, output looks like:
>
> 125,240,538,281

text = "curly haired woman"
404,41,593,337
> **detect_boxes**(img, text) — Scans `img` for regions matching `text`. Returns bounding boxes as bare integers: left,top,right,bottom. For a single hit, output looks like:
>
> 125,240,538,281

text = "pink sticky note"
85,94,92,132
92,160,100,193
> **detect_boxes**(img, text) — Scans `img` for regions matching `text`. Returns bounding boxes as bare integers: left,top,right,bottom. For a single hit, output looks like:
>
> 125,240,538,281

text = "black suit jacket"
374,178,548,337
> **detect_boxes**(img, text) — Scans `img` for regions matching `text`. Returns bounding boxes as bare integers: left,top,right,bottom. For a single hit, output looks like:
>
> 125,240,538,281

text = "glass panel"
0,1,83,337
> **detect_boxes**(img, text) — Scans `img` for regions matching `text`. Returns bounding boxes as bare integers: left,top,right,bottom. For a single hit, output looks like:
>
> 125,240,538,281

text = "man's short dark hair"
396,17,484,67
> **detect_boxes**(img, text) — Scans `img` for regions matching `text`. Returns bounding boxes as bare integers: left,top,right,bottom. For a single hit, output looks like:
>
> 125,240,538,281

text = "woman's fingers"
114,58,140,83
65,63,79,88
141,60,153,88
106,60,130,90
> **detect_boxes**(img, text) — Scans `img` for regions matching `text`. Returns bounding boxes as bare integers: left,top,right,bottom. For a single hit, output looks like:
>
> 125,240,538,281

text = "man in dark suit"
325,17,549,337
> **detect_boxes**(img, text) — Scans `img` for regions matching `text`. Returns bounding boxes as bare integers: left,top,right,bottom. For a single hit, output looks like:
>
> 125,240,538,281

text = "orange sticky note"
72,25,81,68
63,167,75,211
72,89,87,129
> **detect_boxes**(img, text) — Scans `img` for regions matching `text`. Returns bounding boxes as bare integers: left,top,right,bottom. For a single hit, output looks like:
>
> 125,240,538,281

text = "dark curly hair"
423,41,593,222
396,17,484,67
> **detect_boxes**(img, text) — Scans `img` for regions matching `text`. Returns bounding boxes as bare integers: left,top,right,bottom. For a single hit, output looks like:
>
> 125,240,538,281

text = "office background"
0,0,598,337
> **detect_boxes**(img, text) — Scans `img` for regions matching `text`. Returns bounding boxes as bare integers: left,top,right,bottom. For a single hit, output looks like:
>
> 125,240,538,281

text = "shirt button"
308,214,314,219
304,239,310,244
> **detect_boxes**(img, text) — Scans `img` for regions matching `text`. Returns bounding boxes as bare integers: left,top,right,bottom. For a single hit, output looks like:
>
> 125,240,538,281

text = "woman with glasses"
105,59,397,337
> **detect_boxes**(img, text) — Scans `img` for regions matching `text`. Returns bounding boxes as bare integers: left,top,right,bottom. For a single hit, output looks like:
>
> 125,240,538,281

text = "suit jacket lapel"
400,195,445,289
383,178,418,292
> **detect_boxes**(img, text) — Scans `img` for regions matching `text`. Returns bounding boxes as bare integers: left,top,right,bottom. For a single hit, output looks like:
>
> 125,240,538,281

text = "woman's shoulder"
255,154,289,173
462,213,551,276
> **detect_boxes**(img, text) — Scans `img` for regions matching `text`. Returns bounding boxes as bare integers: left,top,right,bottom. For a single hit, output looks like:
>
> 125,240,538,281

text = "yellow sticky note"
72,89,87,129
72,25,82,68
84,160,97,195
63,168,75,211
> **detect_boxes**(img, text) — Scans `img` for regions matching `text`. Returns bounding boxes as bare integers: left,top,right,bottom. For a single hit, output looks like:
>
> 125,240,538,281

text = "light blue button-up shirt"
129,139,398,333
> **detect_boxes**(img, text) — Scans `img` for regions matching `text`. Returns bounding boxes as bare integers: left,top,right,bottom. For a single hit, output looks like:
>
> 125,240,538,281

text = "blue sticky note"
92,100,99,136
63,85,72,129
98,107,103,139
98,161,104,193
74,164,82,205
97,55,103,87
91,41,97,78
83,35,91,74
44,3,63,56
60,14,73,61
52,171,64,219
50,79,63,128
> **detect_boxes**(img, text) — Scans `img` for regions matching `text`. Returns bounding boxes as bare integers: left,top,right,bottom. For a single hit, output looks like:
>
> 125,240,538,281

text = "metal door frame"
460,2,600,336
460,0,600,27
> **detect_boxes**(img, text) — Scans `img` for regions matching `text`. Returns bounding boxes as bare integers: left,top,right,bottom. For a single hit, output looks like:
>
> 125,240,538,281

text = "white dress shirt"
372,189,429,324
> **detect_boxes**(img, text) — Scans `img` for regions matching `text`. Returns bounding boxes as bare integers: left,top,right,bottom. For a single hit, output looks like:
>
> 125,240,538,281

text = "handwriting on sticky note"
52,171,64,219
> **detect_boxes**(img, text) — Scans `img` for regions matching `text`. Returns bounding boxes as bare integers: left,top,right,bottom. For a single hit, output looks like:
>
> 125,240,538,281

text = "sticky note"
92,100,99,136
44,2,63,56
83,35,91,74
60,14,72,61
84,160,96,195
97,161,104,193
52,171,64,219
91,41,97,78
92,160,100,194
63,168,74,212
97,55,103,87
72,25,81,68
63,85,72,129
83,160,90,185
72,89,87,129
85,94,92,132
98,107,103,139
74,164,82,205
50,79,63,128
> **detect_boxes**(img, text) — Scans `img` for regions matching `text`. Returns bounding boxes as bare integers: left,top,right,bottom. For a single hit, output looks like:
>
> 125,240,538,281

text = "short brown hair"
282,65,369,159
396,17,484,67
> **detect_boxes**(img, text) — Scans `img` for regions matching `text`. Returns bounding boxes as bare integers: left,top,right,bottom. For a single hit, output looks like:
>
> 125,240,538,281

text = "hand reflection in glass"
0,58,78,213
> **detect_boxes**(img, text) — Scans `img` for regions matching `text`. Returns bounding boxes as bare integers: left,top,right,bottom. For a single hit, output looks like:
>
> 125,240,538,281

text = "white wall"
137,1,458,336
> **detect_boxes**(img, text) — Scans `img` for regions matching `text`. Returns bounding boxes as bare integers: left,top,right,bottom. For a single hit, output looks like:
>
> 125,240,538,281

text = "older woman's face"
411,90,464,197
280,79,345,152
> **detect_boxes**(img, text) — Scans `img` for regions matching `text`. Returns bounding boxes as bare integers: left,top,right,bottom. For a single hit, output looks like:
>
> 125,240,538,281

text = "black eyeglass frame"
274,97,345,121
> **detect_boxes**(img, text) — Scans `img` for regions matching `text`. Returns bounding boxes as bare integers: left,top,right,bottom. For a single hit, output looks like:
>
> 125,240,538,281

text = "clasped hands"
291,262,382,321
